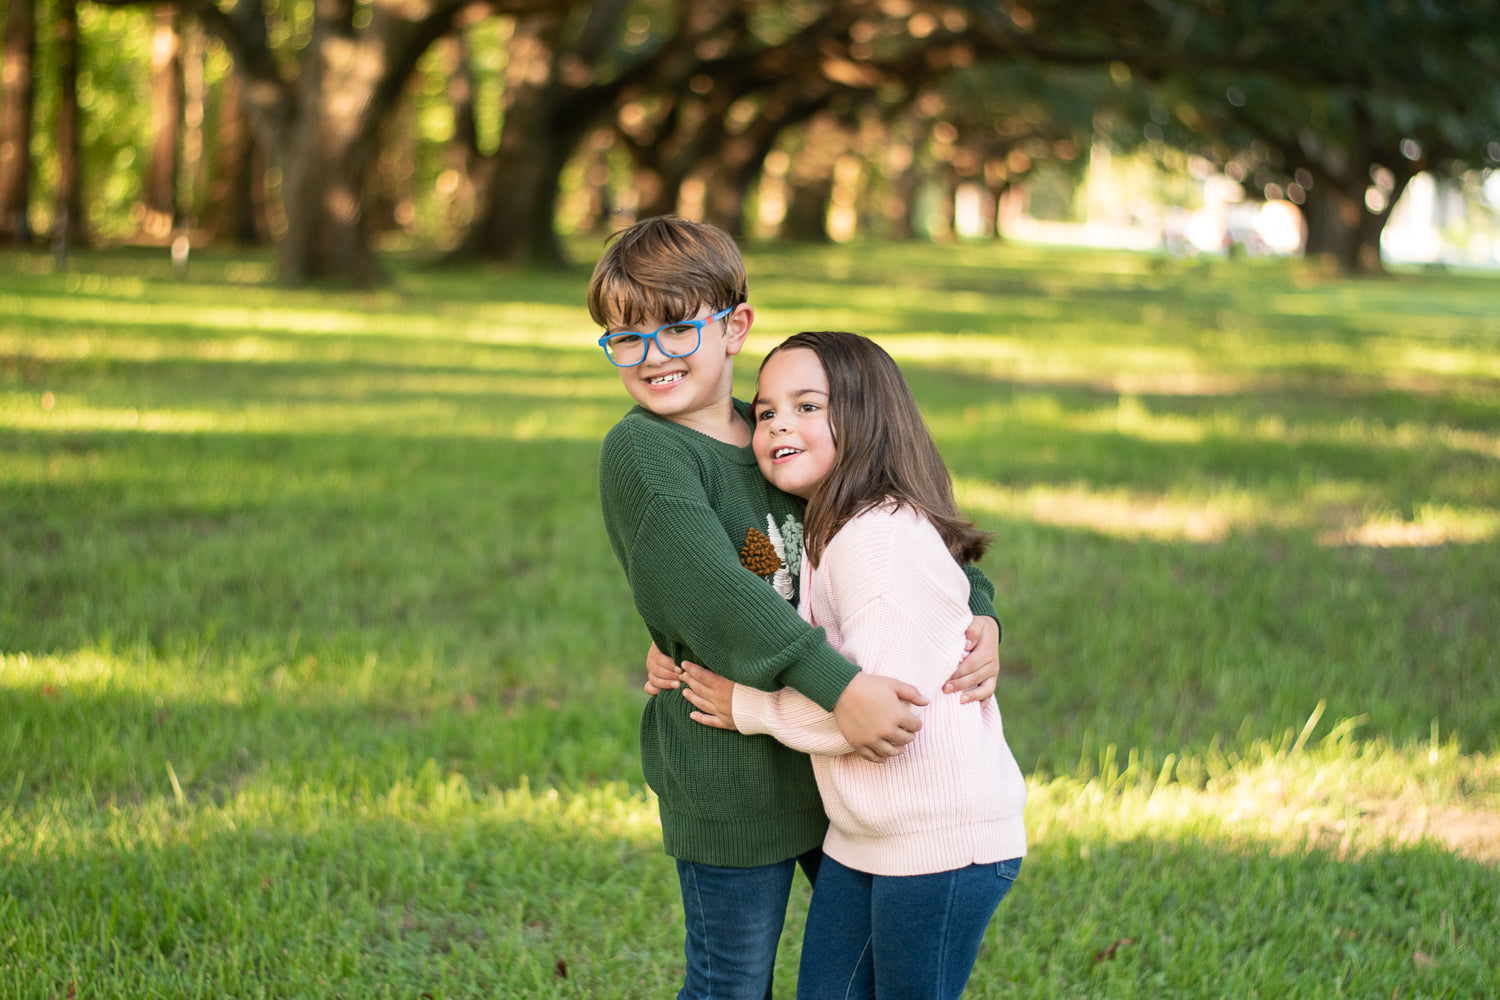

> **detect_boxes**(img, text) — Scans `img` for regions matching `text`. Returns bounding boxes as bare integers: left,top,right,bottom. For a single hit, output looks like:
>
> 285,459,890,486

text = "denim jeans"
795,855,1022,1000
676,849,822,1000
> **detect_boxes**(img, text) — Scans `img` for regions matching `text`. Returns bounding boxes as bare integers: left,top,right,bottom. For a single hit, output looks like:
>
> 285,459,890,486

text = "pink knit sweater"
731,504,1028,877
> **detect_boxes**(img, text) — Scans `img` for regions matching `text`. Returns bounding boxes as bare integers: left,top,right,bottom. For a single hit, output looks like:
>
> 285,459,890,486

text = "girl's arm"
681,660,854,756
684,507,973,756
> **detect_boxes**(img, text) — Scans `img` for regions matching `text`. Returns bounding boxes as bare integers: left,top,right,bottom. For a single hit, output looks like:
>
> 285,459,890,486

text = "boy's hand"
833,673,928,762
944,616,1000,704
680,660,738,730
644,642,683,695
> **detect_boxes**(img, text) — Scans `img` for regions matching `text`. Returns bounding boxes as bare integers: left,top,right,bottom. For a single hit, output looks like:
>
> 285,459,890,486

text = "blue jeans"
796,855,1022,1000
677,849,822,1000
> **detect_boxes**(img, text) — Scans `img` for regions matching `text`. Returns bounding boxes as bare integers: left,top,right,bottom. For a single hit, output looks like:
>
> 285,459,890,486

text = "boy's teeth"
647,372,684,385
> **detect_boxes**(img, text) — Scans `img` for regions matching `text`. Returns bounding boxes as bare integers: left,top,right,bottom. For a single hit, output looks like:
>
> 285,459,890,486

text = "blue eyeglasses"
598,307,735,367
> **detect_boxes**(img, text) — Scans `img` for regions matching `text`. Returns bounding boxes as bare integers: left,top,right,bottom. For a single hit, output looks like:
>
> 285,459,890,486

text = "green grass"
2,240,1498,997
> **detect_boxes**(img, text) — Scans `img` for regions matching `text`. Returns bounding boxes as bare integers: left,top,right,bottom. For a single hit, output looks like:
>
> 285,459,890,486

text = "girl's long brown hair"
763,331,991,567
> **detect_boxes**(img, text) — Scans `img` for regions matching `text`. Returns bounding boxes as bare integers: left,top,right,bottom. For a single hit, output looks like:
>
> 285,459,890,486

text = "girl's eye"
798,403,819,413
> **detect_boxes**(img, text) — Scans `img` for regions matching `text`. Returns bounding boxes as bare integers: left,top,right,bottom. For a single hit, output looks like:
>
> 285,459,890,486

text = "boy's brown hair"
588,216,748,329
761,331,992,567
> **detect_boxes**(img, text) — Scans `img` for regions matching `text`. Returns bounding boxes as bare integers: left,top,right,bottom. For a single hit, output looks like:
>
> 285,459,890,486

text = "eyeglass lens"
604,322,701,366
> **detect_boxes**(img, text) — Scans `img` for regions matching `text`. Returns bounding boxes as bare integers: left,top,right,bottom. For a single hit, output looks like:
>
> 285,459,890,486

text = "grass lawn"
2,239,1498,998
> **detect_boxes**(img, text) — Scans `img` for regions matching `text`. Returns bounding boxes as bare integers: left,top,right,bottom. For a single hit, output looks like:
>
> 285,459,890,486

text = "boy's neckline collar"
633,401,757,462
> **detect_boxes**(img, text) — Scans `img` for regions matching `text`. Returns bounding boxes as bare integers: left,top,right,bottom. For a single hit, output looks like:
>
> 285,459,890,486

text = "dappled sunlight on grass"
1,649,121,694
1317,507,1500,548
881,334,1227,391
2,305,594,355
1027,708,1500,864
1231,411,1500,461
958,475,1498,548
4,398,621,443
958,478,1242,542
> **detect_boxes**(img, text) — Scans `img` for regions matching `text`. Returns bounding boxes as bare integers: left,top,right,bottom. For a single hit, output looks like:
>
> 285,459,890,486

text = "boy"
591,216,1001,999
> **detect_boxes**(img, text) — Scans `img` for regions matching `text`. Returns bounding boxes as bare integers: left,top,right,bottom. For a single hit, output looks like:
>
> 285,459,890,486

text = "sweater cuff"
775,637,859,712
963,563,1000,631
731,683,774,736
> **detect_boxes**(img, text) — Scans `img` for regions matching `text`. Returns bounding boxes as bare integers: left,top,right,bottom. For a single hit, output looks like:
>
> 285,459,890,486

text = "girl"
680,330,1027,1000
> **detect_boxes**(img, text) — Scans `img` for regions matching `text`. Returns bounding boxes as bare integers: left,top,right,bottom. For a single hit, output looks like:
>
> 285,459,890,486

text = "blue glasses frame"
598,306,736,367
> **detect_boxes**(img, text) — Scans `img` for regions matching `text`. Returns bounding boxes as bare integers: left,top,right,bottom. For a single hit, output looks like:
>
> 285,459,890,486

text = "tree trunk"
1272,101,1414,277
887,166,921,240
1301,170,1408,276
451,11,581,266
442,31,480,170
203,73,265,244
701,151,755,239
144,7,184,240
181,18,207,227
700,90,830,239
575,127,615,234
633,159,685,221
369,98,415,236
52,0,86,249
782,176,833,242
932,168,959,243
190,0,525,284
274,12,399,284
0,0,37,245
277,34,384,286
976,181,1001,239
781,113,847,243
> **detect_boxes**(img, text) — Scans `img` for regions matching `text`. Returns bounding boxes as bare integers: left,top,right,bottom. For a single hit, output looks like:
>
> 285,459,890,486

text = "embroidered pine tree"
739,526,782,577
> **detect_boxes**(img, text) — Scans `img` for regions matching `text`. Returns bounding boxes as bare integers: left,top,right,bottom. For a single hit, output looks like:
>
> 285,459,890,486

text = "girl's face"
752,347,836,500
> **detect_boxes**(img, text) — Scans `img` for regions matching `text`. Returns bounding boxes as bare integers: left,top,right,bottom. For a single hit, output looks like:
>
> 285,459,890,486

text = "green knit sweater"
599,400,998,867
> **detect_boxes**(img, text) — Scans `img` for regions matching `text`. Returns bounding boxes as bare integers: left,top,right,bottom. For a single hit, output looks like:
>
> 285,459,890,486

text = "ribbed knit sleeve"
964,563,1000,635
732,683,852,756
599,414,858,709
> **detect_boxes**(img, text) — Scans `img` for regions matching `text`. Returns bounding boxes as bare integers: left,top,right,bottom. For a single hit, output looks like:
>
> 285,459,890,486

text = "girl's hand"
644,642,683,695
681,660,739,730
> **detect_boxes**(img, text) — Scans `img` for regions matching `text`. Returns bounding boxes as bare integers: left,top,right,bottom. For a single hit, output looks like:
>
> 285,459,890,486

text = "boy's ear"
722,304,754,356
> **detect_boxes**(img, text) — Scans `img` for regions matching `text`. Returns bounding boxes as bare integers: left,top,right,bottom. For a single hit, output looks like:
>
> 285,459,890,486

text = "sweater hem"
660,806,830,868
824,815,1028,877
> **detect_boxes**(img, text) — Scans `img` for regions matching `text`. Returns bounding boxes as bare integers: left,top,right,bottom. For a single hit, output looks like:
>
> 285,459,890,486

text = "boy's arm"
964,563,998,623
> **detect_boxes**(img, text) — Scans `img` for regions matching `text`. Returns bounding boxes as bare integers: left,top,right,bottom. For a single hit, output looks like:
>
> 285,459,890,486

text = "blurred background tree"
1,0,1496,285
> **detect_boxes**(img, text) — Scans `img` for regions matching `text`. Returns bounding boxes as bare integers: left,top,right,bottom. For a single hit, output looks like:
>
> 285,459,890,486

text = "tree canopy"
2,0,1497,283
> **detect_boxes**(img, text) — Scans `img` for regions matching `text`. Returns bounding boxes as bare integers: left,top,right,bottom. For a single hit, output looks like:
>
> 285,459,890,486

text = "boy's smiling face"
606,304,752,435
